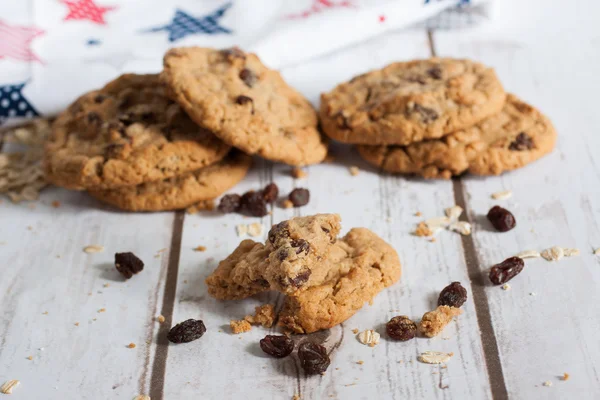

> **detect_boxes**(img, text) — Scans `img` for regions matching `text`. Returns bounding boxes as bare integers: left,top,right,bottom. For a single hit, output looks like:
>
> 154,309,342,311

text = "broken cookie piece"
419,305,462,338
244,304,276,328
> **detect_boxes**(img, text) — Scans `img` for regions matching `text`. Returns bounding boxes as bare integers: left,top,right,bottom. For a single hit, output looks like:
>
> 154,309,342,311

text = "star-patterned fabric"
0,0,493,125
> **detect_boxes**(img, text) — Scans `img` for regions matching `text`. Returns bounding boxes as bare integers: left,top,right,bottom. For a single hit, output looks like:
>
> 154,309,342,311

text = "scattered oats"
0,380,20,394
418,351,454,365
542,381,552,387
444,205,463,221
541,246,564,262
26,356,32,361
103,283,110,288
351,328,359,334
133,395,151,400
561,373,570,381
157,315,166,324
414,222,433,237
83,245,104,254
193,245,207,252
448,221,471,236
501,283,511,291
281,199,294,209
594,248,600,256
530,292,536,296
98,308,106,313
236,224,248,236
291,167,307,179
127,343,136,349
515,250,541,259
348,166,360,176
491,190,513,200
425,216,451,229
563,248,580,257
247,222,263,237
357,329,380,347
415,211,422,217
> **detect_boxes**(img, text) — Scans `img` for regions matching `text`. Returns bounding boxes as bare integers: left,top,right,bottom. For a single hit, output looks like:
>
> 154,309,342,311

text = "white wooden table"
2,1,600,399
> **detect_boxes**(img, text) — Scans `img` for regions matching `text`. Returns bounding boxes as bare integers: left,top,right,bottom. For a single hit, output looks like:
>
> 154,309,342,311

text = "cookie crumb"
351,328,359,334
515,250,541,259
541,246,564,261
74,322,79,326
348,166,360,176
83,245,104,254
291,167,307,179
491,190,513,200
414,222,433,237
561,373,570,381
26,356,32,360
186,199,215,214
133,395,151,400
42,311,48,315
444,205,463,221
193,245,207,252
157,315,166,323
230,319,252,334
103,283,110,288
247,222,263,237
281,199,294,209
98,308,106,313
418,351,453,364
0,380,20,394
356,360,364,365
542,380,552,387
127,343,136,349
415,211,422,217
244,304,275,328
357,329,380,347
429,237,437,243
236,224,249,236
501,283,511,291
292,395,300,400
51,200,61,208
419,306,462,338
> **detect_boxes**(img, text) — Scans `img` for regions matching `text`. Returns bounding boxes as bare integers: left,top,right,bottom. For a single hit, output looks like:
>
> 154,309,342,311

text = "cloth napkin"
0,0,493,126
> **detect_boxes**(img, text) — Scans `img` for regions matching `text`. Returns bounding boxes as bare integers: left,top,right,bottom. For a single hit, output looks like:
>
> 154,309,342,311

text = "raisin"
235,95,253,106
94,94,107,103
427,66,443,79
167,319,206,343
262,183,279,204
334,111,351,130
240,191,268,217
260,335,294,358
386,316,417,341
487,205,516,232
412,104,438,123
114,252,144,279
289,270,311,287
268,221,290,244
509,132,534,151
218,194,242,213
298,342,330,375
288,188,310,207
239,69,257,87
489,257,524,285
437,282,467,308
290,239,310,255
221,47,246,60
87,112,102,125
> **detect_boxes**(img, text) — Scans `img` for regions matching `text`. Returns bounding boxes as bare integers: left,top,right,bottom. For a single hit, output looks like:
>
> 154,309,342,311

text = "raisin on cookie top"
357,94,556,178
44,74,230,190
320,58,506,145
89,151,251,212
161,47,327,166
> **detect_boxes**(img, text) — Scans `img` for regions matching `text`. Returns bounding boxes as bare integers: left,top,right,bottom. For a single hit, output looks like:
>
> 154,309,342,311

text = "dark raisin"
236,95,253,105
298,342,330,375
288,188,310,207
290,239,310,255
167,319,206,343
407,75,427,84
239,69,257,87
386,316,417,341
487,205,516,232
114,252,144,279
87,112,101,125
412,104,438,123
268,221,290,244
489,257,524,285
278,248,289,261
94,94,107,103
105,143,125,159
262,183,279,204
427,66,443,79
437,282,467,308
218,194,242,213
509,132,534,151
240,191,268,217
221,47,246,60
289,270,311,287
117,113,134,126
260,335,294,358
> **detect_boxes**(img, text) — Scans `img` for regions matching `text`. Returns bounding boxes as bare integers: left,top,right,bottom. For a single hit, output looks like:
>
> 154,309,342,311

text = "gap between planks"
427,30,509,400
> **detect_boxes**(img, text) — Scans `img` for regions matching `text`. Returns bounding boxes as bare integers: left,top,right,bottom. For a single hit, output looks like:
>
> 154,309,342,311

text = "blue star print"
143,3,233,42
0,82,39,125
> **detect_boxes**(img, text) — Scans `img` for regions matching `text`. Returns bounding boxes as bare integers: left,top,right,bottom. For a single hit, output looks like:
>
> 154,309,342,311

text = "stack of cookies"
43,48,327,211
206,214,401,333
319,58,557,178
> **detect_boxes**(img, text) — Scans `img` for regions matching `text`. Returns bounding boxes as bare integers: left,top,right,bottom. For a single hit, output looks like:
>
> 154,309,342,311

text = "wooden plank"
432,1,600,396
162,30,493,399
0,186,175,399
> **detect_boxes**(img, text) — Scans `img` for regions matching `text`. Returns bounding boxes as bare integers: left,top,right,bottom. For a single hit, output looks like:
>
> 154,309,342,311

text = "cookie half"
357,94,557,178
161,47,327,166
44,74,230,190
89,151,251,212
320,58,506,145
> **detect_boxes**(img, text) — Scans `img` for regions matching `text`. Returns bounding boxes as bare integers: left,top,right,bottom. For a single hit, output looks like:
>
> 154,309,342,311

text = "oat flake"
444,206,463,221
236,224,248,237
448,221,471,236
542,380,553,387
491,190,513,200
247,222,263,237
501,283,511,291
594,248,600,256
418,351,453,365
515,250,541,259
133,396,151,400
0,380,20,394
541,246,564,262
83,245,104,254
563,248,580,257
425,216,451,229
357,329,380,347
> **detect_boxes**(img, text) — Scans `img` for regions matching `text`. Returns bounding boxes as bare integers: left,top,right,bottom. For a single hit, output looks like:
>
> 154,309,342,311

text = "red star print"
62,0,116,25
286,0,355,19
0,21,45,63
